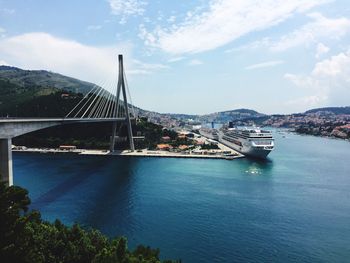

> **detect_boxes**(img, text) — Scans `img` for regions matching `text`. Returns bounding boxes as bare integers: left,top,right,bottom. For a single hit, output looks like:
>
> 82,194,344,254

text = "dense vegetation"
0,87,84,118
200,144,219,150
0,65,93,95
0,65,96,117
135,118,179,150
0,182,178,263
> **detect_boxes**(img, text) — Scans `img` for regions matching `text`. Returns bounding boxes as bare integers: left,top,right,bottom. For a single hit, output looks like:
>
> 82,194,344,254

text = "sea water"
13,131,350,262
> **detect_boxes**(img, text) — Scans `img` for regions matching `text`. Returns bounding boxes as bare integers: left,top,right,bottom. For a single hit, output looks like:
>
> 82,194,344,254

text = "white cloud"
0,60,9,66
270,13,350,51
131,59,169,74
87,25,102,31
312,50,350,78
139,0,330,54
285,74,316,89
188,59,203,66
167,56,186,63
245,60,284,70
286,95,328,108
167,16,176,23
0,32,167,90
315,43,330,59
246,13,350,52
285,48,350,108
108,0,146,23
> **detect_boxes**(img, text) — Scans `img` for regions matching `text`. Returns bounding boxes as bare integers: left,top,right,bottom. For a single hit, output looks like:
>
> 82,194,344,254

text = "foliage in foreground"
0,182,178,263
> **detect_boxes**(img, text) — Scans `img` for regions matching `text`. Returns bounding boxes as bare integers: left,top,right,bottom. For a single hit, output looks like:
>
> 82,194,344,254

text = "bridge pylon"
110,55,135,152
0,138,13,186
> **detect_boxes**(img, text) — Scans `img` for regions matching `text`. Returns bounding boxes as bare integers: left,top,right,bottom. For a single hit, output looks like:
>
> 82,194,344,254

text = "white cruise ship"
218,127,274,159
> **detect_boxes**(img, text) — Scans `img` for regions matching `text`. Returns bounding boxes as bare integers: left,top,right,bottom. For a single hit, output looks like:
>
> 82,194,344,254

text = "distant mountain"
0,66,97,117
305,106,350,115
138,108,267,125
197,108,266,123
0,66,95,94
166,113,198,120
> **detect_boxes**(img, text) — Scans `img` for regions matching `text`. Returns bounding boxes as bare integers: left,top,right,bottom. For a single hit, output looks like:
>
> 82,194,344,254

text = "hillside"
0,66,95,94
0,66,99,117
198,108,265,123
0,66,97,116
305,106,350,115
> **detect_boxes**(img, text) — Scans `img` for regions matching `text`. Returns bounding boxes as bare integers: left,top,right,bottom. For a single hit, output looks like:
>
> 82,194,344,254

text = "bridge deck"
0,118,131,123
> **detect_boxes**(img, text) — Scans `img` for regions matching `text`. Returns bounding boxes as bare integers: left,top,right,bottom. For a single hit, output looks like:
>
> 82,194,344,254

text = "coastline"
293,131,350,142
12,132,245,160
13,147,244,160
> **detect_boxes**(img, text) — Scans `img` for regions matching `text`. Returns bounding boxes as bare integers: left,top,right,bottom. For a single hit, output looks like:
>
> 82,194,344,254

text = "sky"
0,0,349,114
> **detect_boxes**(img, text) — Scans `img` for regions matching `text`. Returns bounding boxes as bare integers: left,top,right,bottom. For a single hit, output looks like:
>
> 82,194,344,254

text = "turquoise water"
13,131,350,262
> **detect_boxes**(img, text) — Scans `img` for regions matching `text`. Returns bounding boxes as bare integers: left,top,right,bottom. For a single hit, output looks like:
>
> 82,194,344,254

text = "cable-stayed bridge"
0,55,136,186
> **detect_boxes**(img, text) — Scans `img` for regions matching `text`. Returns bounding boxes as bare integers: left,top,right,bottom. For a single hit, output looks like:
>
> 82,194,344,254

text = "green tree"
0,182,179,263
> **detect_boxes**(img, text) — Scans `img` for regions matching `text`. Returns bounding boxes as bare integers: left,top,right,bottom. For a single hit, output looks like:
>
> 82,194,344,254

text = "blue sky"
0,0,349,114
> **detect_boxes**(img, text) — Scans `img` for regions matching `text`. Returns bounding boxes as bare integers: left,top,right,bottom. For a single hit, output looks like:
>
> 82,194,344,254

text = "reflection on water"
76,157,139,233
245,163,261,175
32,155,109,209
244,158,274,176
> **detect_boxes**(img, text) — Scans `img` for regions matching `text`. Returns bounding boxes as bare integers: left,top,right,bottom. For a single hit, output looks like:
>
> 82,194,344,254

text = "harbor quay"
12,147,244,160
11,132,244,160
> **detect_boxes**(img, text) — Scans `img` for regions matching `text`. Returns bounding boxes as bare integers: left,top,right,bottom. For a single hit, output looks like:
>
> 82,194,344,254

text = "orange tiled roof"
157,144,173,149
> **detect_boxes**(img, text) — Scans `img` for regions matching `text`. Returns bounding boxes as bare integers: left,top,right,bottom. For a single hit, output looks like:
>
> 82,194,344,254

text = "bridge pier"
110,122,117,152
0,138,13,186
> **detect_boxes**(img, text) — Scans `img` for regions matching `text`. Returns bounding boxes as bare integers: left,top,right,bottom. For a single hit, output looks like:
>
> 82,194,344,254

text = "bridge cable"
72,85,102,118
90,88,108,118
85,75,112,118
73,86,101,118
101,77,117,118
100,74,118,118
123,69,136,118
81,85,106,118
65,85,99,118
108,71,119,118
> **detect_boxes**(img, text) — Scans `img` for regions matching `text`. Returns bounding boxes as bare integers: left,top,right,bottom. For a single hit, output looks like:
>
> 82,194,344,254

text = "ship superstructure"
218,127,274,158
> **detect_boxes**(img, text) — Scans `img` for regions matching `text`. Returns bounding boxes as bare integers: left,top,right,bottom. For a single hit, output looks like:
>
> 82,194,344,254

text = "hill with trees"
0,66,96,118
0,66,94,94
